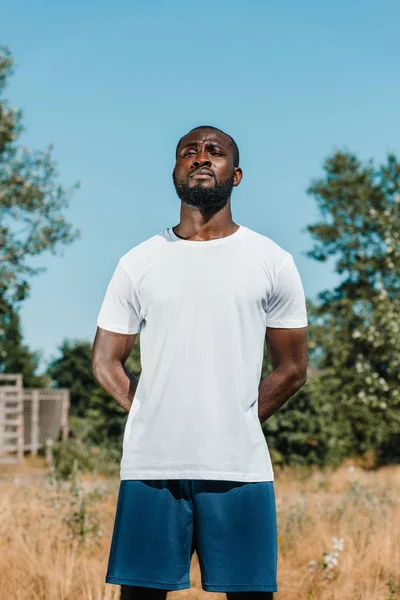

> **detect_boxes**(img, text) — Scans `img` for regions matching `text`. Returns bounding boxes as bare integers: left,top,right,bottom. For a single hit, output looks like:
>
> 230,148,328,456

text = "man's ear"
233,167,243,187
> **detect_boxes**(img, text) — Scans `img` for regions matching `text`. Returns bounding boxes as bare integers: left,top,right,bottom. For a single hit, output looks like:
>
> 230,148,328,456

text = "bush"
50,439,121,479
263,377,351,467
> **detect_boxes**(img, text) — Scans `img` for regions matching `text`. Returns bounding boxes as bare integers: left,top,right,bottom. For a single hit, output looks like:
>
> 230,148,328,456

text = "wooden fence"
0,374,69,463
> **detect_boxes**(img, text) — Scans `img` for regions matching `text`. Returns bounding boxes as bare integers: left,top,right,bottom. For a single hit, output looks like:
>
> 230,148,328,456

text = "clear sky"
2,0,400,373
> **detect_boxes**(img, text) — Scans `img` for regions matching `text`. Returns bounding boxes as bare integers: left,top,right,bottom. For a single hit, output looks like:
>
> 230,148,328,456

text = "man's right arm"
92,326,138,413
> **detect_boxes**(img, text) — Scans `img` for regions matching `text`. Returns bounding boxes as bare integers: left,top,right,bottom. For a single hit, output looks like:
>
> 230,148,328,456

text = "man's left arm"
259,252,308,423
258,326,308,423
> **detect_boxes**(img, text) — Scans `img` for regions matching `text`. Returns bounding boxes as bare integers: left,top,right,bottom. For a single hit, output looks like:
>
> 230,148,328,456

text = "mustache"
188,167,215,181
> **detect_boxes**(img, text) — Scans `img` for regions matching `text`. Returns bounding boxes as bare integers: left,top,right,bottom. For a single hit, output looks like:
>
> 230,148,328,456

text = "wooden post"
61,390,70,440
31,389,39,455
16,375,24,462
0,376,23,462
45,439,53,466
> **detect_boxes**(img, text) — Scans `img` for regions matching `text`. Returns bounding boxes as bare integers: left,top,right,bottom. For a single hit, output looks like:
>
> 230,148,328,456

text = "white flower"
328,557,338,568
308,559,317,572
323,553,338,568
332,537,344,551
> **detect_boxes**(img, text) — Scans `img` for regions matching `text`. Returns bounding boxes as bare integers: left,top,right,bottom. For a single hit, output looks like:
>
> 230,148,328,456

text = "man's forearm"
258,369,306,424
94,362,139,412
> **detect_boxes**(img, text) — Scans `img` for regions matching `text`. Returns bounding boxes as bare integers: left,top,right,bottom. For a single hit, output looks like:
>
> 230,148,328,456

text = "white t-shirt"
97,224,308,482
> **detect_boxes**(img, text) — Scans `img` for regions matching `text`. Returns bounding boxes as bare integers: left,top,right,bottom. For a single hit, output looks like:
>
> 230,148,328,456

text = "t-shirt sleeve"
97,259,142,334
265,254,308,328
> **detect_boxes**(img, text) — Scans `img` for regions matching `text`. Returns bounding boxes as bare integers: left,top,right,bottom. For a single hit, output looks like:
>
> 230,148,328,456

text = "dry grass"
0,457,399,600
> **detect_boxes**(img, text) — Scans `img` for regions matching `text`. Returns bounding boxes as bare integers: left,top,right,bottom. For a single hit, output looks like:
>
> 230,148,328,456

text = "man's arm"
92,326,139,412
258,326,308,424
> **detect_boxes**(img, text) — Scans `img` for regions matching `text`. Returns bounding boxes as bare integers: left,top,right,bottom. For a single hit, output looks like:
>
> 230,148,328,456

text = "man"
92,125,308,600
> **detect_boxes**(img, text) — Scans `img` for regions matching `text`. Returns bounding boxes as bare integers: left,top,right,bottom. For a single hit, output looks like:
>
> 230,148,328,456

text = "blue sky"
2,1,400,373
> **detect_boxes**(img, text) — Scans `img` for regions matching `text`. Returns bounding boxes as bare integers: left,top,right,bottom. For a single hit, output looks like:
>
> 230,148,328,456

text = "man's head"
173,125,242,210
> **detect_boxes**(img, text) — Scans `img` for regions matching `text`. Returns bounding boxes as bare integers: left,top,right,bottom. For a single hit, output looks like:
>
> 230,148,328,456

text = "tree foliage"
0,45,80,306
264,150,400,467
47,338,142,447
0,44,81,374
0,295,49,386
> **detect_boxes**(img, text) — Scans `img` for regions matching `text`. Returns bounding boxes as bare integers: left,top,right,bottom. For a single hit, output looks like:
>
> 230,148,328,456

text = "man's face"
173,129,242,209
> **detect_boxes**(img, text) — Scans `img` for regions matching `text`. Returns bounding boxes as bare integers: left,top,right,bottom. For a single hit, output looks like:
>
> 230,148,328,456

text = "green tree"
0,45,80,306
0,44,80,380
263,151,400,467
0,294,49,386
47,337,142,445
47,340,98,417
305,151,400,464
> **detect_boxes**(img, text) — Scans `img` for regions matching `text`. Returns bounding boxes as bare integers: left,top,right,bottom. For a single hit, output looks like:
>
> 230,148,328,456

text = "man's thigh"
107,481,193,591
193,480,278,594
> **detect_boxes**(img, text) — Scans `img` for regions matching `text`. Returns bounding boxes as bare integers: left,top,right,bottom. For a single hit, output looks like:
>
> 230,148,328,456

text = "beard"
173,172,234,210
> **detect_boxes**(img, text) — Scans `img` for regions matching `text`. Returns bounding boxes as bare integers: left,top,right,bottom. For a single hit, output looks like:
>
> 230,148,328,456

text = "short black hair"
175,125,240,167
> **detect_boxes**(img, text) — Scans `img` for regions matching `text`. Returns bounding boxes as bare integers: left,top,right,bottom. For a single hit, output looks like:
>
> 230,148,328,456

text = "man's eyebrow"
179,141,198,151
179,140,227,152
205,141,225,149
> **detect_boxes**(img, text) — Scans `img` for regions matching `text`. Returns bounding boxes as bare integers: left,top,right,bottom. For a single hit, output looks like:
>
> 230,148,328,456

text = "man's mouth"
190,168,214,179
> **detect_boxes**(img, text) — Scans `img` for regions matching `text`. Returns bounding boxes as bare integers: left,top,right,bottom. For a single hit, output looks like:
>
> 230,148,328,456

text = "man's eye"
183,150,196,157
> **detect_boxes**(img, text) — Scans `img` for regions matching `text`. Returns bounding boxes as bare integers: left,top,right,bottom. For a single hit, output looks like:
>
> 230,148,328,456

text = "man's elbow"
287,367,307,389
92,351,108,384
293,369,307,388
92,356,103,383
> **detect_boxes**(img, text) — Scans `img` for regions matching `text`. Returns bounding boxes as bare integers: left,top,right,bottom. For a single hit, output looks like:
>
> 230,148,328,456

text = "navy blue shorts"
106,479,278,593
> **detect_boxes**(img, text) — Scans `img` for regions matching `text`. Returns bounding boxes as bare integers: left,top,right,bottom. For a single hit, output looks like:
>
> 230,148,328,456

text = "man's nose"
192,153,211,168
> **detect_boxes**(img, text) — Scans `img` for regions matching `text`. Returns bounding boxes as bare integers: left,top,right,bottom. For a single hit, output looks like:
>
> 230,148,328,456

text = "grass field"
0,457,399,600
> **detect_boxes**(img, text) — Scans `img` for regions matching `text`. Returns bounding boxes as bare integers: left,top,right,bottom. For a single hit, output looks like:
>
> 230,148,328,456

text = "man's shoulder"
119,229,169,269
244,226,291,263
